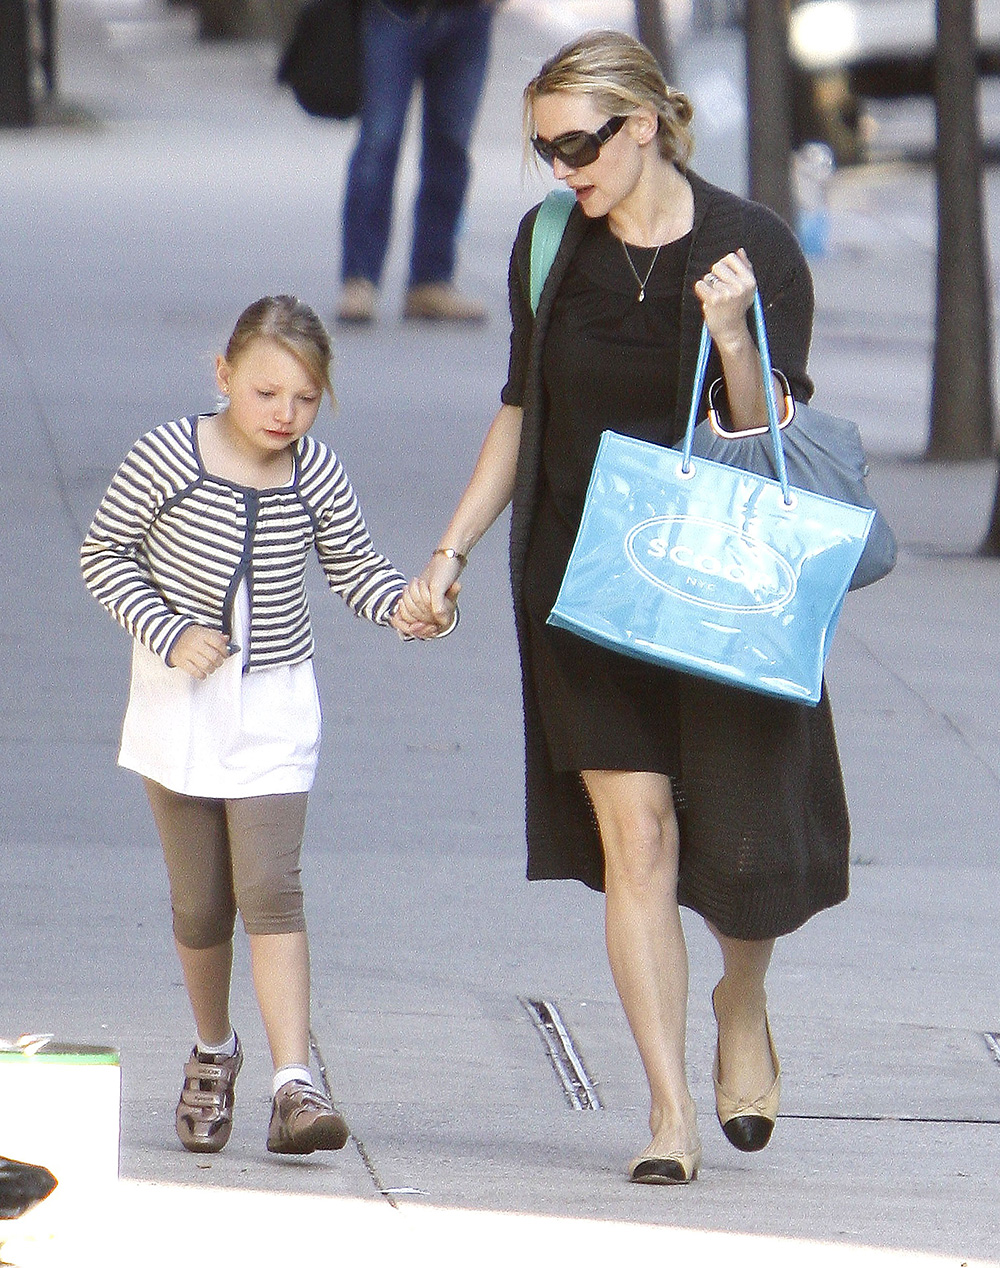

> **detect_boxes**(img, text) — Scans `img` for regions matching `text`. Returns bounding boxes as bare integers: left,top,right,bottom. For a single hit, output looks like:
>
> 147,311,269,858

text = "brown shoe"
175,1036,242,1154
266,1080,350,1155
336,278,377,324
403,283,487,323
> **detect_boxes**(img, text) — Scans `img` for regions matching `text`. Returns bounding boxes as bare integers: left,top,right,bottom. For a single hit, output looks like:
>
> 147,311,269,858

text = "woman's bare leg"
582,769,699,1157
708,925,777,1100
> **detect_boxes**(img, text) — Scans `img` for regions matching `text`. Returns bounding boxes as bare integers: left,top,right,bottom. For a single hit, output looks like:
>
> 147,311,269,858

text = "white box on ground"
0,1040,120,1248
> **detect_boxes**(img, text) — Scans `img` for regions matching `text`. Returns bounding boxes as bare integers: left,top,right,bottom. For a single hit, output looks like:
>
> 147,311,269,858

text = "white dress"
118,580,321,799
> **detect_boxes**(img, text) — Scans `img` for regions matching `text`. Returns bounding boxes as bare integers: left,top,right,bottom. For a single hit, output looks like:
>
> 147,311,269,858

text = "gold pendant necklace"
621,240,663,302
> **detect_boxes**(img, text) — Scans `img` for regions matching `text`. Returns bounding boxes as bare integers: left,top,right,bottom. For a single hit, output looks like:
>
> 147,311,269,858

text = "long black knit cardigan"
505,171,850,941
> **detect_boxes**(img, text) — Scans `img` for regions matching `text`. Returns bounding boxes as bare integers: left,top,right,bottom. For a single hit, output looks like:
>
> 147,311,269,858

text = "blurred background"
9,0,1000,163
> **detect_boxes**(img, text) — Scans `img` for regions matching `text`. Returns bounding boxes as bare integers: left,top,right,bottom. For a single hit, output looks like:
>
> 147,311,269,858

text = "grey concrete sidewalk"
1,2,999,1263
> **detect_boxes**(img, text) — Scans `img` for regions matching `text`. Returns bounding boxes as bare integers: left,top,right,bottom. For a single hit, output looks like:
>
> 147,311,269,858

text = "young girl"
82,295,452,1156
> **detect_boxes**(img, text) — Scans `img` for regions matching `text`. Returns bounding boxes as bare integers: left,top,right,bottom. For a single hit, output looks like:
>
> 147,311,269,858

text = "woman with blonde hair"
398,30,850,1184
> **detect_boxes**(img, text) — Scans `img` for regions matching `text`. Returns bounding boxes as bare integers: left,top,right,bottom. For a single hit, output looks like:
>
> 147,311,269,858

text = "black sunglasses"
531,115,628,169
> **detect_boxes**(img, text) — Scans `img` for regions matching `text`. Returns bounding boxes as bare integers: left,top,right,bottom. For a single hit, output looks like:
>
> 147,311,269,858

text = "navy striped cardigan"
81,416,405,669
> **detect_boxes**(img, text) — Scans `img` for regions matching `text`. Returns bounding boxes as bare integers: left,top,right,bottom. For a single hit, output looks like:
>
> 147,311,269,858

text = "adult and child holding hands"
82,29,857,1183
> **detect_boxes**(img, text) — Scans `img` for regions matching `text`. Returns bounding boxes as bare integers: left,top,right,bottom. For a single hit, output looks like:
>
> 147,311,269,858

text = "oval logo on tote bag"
624,516,797,614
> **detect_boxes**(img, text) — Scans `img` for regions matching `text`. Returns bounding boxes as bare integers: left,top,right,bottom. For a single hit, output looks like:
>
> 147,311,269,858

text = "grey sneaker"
266,1080,350,1154
175,1035,243,1153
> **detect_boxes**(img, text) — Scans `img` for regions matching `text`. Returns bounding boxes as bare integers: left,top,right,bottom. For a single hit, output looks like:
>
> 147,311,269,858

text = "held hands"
694,248,757,349
391,552,463,640
167,625,234,679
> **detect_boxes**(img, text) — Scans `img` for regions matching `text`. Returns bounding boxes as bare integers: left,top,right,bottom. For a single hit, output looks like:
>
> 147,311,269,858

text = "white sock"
273,1065,313,1097
196,1030,237,1059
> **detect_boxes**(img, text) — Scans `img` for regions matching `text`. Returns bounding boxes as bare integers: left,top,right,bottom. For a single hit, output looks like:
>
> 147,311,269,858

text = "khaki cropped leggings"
144,780,308,950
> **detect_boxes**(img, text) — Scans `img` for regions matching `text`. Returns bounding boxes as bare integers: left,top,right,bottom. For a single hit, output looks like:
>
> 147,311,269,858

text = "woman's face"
532,91,647,218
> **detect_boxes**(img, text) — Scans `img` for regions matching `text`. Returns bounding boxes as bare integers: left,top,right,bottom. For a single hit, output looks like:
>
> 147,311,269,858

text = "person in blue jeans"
337,0,495,324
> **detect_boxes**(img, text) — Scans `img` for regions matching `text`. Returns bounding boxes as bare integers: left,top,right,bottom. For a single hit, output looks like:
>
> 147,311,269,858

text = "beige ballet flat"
628,1141,702,1185
712,986,781,1152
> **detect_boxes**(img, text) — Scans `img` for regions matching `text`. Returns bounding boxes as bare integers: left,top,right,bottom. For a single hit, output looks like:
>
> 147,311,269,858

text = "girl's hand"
409,550,464,626
167,625,233,678
392,575,461,639
693,248,757,350
393,548,465,637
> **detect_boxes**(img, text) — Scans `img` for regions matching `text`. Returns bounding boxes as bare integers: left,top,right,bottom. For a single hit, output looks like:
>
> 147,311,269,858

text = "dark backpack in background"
277,0,361,120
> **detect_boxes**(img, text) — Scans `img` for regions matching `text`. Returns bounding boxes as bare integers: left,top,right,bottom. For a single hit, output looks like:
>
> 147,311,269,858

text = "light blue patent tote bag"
547,295,875,704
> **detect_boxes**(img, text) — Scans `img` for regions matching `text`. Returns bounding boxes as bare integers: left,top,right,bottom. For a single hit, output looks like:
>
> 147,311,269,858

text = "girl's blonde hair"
524,29,694,168
225,295,335,405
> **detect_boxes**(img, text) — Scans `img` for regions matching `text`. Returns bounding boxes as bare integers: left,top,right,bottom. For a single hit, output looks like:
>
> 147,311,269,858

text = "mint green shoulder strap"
529,189,575,315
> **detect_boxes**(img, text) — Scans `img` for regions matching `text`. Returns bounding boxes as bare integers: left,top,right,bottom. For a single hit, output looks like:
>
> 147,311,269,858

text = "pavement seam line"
0,313,85,539
309,1029,399,1210
783,1113,1000,1125
519,998,603,1110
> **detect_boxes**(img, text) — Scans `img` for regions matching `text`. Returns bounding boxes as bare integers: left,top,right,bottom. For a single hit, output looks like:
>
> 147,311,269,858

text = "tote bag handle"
680,292,793,505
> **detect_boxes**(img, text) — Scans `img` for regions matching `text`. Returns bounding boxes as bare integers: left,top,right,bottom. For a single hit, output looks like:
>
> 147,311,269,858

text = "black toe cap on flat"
630,1158,690,1184
721,1114,775,1153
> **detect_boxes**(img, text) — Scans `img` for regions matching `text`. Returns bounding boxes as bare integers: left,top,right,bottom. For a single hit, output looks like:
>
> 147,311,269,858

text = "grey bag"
688,378,896,590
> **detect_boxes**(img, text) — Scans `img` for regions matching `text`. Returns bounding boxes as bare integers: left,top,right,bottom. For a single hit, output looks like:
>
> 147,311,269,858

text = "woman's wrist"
432,546,468,571
711,323,755,360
